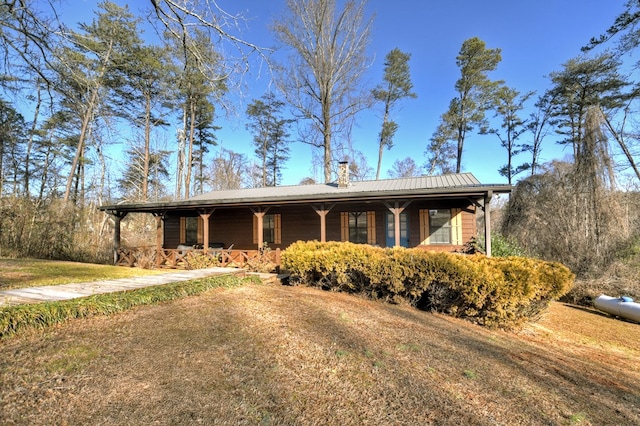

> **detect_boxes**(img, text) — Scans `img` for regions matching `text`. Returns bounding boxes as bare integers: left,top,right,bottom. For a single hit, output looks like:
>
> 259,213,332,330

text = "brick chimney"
338,161,349,188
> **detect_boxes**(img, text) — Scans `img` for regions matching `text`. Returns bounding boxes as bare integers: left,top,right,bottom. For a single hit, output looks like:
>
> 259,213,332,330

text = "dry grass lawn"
0,258,169,290
1,282,638,425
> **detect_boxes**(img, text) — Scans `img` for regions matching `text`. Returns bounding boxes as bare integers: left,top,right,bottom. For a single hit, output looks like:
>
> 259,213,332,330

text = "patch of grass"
396,342,421,352
46,345,101,374
335,349,349,358
569,412,588,424
0,258,168,290
0,274,258,339
463,369,476,379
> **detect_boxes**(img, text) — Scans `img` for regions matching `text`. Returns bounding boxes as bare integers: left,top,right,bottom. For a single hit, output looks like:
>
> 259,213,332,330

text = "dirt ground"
1,283,638,425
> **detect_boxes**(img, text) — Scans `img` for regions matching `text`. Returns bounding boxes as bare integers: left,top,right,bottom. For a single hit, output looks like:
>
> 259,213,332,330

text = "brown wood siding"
462,206,477,244
163,216,181,248
162,199,478,252
208,208,254,249
280,206,321,247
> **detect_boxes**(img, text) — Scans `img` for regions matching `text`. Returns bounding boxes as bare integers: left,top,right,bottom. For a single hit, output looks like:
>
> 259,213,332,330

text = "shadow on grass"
1,283,639,425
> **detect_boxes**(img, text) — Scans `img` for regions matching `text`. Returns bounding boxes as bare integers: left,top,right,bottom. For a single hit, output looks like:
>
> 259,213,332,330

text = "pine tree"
372,48,416,180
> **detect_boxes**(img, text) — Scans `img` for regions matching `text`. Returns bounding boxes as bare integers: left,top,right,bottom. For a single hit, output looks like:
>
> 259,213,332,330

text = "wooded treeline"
0,1,639,292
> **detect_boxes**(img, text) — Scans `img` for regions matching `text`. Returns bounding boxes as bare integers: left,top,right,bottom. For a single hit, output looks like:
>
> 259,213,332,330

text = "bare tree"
208,149,250,190
273,0,373,183
388,157,419,178
526,93,554,176
148,0,267,72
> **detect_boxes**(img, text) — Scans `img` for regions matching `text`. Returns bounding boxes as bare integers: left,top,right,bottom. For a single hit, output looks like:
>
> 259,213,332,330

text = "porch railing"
115,246,281,271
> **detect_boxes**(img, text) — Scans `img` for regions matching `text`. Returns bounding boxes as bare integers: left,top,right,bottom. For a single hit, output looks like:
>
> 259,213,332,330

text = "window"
349,212,368,243
263,214,275,244
179,216,203,245
419,208,463,245
341,211,376,244
428,209,451,244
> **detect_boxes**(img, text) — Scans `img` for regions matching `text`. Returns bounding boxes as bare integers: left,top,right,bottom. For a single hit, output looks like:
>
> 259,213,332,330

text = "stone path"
0,267,242,307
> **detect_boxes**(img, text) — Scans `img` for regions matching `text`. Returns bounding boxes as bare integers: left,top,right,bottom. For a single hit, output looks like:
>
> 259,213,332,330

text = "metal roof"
99,173,512,213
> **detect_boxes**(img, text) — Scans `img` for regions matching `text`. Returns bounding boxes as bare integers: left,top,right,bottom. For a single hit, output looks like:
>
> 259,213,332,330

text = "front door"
386,212,409,247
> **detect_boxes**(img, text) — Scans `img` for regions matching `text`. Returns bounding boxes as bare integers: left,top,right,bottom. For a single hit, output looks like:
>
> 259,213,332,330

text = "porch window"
179,216,203,245
419,208,463,245
340,211,376,244
263,214,276,244
428,209,451,244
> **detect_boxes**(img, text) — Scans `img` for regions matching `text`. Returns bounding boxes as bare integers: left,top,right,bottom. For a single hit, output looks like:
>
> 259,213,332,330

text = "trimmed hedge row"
0,274,259,339
281,241,574,328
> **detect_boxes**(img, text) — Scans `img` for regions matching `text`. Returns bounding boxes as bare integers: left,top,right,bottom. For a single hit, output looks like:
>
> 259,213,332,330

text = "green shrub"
477,233,530,257
282,241,575,328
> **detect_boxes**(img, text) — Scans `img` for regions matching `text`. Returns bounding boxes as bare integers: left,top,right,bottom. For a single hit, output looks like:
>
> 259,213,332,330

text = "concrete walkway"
0,267,242,307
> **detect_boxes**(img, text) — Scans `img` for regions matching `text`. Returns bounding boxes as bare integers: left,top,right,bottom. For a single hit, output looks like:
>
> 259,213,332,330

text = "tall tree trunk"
24,82,42,197
63,40,113,203
376,100,391,181
176,103,187,199
142,95,151,200
600,106,640,182
323,101,332,183
184,97,196,198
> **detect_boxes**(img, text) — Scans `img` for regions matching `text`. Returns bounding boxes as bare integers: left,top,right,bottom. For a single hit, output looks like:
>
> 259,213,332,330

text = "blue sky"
65,0,626,186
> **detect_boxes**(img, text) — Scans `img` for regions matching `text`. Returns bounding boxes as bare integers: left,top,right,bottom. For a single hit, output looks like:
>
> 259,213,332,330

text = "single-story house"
99,163,512,268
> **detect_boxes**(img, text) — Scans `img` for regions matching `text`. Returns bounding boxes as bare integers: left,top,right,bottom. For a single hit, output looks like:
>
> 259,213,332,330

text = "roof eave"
99,184,512,214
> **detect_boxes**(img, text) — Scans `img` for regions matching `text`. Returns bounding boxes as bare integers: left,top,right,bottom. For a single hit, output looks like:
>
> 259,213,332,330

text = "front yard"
1,282,638,425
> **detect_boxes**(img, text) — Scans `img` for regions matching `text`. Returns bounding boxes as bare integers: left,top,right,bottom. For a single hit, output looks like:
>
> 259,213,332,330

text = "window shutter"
367,211,376,245
340,212,349,242
179,217,186,244
419,209,430,245
252,214,258,244
274,214,282,244
451,208,463,245
197,217,204,244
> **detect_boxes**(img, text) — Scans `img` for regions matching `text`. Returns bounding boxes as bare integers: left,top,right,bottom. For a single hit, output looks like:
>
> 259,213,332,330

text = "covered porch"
99,173,512,270
105,210,281,270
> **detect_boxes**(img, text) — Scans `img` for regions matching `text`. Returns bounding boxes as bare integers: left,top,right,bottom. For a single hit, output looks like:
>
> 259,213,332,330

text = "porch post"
198,209,214,252
251,207,270,249
484,191,493,257
110,211,128,265
255,211,265,248
384,201,411,247
153,213,163,267
313,204,334,242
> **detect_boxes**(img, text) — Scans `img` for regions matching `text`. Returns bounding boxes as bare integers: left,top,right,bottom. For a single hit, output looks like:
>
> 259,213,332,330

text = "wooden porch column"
153,213,163,267
251,207,270,249
313,204,334,242
198,209,214,252
110,211,128,265
484,191,493,257
385,201,411,247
